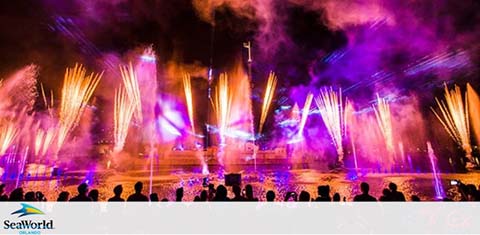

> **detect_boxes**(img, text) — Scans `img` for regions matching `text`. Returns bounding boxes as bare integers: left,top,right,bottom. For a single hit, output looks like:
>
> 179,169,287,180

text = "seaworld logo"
11,204,44,218
3,203,54,234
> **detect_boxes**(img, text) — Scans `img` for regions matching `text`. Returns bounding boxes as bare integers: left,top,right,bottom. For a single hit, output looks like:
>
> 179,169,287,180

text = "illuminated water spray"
427,141,445,199
344,100,357,169
258,71,277,135
298,93,313,137
56,64,102,157
431,84,472,164
315,87,347,164
135,47,158,145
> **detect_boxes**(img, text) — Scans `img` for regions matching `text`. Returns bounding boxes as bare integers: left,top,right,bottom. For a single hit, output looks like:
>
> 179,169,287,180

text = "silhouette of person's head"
266,190,275,202
150,193,159,201
57,191,70,201
78,183,89,195
88,189,99,201
388,183,397,192
161,198,169,202
134,182,143,194
333,193,340,201
200,190,208,201
382,188,390,197
113,185,123,197
232,185,241,197
299,191,310,201
360,182,370,194
245,184,254,199
36,192,45,201
411,195,420,201
208,184,215,192
25,191,36,201
318,185,330,198
176,187,184,201
0,184,5,195
216,185,228,200
9,188,24,201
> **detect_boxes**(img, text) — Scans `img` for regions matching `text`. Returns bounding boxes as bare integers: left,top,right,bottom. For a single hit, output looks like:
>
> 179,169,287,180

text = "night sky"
0,0,479,107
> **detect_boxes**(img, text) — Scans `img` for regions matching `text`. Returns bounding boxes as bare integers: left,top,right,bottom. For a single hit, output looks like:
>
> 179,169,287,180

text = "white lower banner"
0,202,478,234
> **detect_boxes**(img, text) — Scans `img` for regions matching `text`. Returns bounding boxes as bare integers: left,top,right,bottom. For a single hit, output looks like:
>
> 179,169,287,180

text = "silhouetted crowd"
1,181,479,202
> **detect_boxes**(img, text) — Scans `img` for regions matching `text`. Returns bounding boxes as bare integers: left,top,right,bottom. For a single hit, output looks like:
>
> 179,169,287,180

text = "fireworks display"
113,87,135,153
315,87,347,163
467,83,480,146
34,127,56,157
56,64,102,156
0,120,18,155
214,73,232,145
431,84,472,162
373,94,395,161
183,73,195,134
258,71,277,135
119,63,142,124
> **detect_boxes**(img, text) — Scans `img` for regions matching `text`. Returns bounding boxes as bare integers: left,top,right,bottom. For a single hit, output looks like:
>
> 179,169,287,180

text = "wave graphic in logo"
11,203,44,218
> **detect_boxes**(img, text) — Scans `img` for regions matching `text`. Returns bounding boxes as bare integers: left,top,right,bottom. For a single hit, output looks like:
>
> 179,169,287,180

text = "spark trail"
259,71,277,135
431,84,472,163
315,87,347,164
56,64,102,157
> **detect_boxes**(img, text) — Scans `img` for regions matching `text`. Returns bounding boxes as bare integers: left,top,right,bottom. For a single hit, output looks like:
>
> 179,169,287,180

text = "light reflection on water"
15,169,480,201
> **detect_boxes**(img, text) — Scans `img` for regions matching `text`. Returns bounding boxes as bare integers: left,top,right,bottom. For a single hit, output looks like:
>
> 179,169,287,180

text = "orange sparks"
432,84,471,160
258,71,277,134
113,87,135,153
56,64,102,155
183,73,196,134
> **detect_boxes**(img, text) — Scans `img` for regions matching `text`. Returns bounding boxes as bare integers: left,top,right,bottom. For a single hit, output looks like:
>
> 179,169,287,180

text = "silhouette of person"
411,195,421,201
200,190,208,201
208,184,216,201
9,188,24,201
70,183,92,201
465,184,480,201
176,187,184,202
231,185,246,201
284,192,297,201
353,182,377,201
127,182,149,201
213,185,230,201
315,185,331,201
266,190,275,202
36,191,46,202
244,184,258,201
299,191,311,202
24,191,36,201
388,183,406,201
108,185,125,202
88,189,99,201
379,188,392,201
150,193,159,201
161,198,169,202
57,191,70,201
332,193,341,202
194,196,201,201
0,184,8,201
